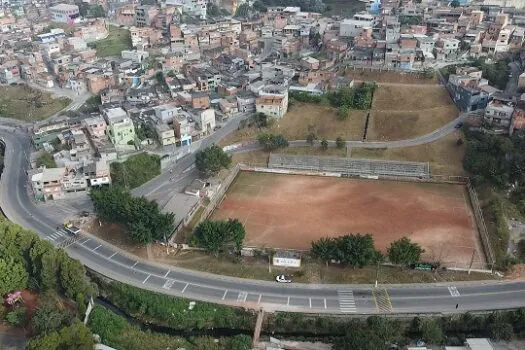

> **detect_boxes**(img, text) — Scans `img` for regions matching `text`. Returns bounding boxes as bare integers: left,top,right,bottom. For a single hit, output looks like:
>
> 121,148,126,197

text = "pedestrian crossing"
448,286,461,297
338,290,357,313
47,230,66,241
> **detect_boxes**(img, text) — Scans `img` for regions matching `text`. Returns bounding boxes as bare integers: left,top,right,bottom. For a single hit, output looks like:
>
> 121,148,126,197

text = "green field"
324,0,365,17
0,85,71,122
90,25,132,57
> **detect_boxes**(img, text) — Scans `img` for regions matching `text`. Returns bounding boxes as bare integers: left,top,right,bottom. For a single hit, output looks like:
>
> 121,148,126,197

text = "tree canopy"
192,219,246,255
195,145,232,177
258,133,289,151
311,234,379,268
90,186,175,244
387,237,424,266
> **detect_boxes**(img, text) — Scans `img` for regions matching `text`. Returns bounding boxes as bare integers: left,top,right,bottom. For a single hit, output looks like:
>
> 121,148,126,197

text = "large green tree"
192,219,246,255
32,296,73,336
27,321,94,350
387,237,425,266
0,257,28,294
311,237,336,266
195,145,232,177
335,234,377,268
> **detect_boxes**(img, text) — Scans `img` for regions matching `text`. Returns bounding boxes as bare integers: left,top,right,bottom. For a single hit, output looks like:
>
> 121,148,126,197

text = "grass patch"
367,106,459,141
110,153,161,190
324,0,365,17
0,85,71,121
89,25,132,57
163,250,495,284
351,133,466,175
220,103,365,146
372,85,455,110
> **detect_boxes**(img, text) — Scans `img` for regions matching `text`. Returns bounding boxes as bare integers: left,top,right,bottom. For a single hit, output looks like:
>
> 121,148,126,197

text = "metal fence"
268,153,430,178
466,182,495,270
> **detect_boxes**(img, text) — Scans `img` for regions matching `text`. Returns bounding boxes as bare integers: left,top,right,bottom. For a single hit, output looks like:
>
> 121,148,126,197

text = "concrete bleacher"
268,153,430,178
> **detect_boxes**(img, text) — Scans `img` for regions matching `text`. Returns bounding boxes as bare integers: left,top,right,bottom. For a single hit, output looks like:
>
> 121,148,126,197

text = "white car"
275,274,292,283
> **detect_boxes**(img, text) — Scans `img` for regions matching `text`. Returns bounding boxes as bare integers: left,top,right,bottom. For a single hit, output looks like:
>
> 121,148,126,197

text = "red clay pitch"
212,171,484,267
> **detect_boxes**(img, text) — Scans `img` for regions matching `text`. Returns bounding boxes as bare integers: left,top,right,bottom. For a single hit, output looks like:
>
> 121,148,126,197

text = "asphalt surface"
2,119,525,315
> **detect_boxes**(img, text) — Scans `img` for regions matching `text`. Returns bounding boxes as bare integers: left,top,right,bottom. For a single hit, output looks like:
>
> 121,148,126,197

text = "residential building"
135,5,159,27
196,109,215,135
484,98,515,129
103,107,128,125
256,95,288,118
155,123,176,146
339,13,374,37
31,167,66,201
49,4,80,24
107,118,136,147
83,116,107,139
191,92,211,109
236,93,256,113
183,0,206,20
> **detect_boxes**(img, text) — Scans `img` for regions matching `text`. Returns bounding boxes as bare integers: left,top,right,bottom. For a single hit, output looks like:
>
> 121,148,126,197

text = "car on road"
454,122,463,129
275,274,292,283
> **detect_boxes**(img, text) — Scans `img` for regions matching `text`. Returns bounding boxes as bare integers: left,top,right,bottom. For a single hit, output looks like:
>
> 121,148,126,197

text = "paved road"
2,127,525,315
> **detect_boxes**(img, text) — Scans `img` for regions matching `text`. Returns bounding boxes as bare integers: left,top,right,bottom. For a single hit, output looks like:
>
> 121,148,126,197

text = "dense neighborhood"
3,0,525,349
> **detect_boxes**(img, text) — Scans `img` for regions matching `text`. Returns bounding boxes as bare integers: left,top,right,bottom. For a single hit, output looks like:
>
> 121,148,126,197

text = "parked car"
275,274,292,283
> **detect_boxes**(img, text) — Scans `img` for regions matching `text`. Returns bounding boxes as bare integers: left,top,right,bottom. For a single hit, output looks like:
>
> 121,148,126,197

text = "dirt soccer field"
212,172,483,266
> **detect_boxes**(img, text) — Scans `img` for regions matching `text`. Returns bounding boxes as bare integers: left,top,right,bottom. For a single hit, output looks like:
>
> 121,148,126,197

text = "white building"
31,167,66,201
339,13,375,37
103,107,128,125
121,50,150,63
155,123,176,146
196,109,215,135
183,0,206,20
49,4,80,24
256,95,288,118
273,251,301,268
482,0,525,8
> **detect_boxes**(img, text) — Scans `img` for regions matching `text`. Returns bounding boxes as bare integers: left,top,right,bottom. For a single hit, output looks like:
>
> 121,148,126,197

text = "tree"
335,234,377,268
227,334,252,350
320,139,328,150
0,257,28,295
450,0,460,8
87,306,128,343
5,306,27,327
195,145,232,177
306,132,317,146
333,320,384,350
421,319,444,345
337,105,350,120
27,321,94,350
311,238,336,266
387,237,425,266
36,151,56,168
192,219,246,255
32,296,72,336
57,252,92,299
335,137,345,149
258,133,289,151
193,336,220,350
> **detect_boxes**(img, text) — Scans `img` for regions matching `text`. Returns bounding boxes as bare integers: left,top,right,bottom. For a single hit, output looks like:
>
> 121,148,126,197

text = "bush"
5,306,27,327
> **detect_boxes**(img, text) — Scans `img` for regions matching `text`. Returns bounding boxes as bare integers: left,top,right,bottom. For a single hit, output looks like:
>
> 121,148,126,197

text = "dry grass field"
367,85,459,141
372,85,455,110
219,103,366,146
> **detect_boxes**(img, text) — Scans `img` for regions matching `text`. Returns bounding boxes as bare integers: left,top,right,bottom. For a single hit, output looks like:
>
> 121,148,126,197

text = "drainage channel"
362,111,371,141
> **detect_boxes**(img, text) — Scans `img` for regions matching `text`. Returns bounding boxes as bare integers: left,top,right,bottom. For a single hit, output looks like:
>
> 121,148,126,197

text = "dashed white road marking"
309,298,312,309
109,252,117,259
324,298,327,309
142,274,151,284
181,283,189,294
448,286,461,297
164,270,170,278
257,294,262,304
222,290,228,300
131,261,138,268
93,244,102,251
287,296,290,306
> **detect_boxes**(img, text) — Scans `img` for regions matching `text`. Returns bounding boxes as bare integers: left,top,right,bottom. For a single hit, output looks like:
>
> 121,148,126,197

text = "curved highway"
1,124,524,315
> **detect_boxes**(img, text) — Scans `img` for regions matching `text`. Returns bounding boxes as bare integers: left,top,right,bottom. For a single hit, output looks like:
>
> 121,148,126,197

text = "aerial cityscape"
2,0,525,349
